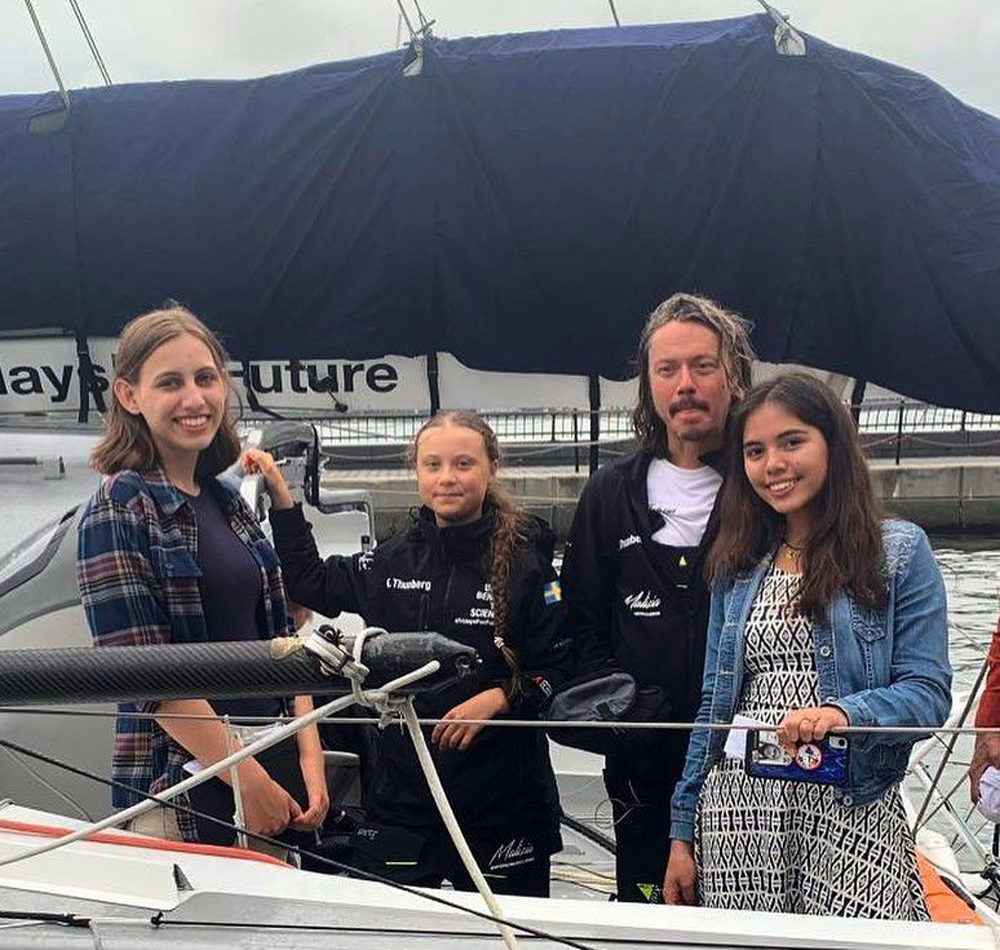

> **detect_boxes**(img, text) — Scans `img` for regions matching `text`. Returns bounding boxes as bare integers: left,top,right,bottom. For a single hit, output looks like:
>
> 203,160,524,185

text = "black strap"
240,359,282,419
588,374,600,475
75,333,106,423
426,351,440,415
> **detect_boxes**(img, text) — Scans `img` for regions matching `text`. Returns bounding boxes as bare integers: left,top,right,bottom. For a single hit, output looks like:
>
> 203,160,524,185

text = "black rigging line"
393,0,417,41
0,910,90,928
66,0,112,86
411,0,432,32
393,0,434,41
151,919,572,939
0,735,598,950
0,744,94,822
607,1,621,28
560,810,616,854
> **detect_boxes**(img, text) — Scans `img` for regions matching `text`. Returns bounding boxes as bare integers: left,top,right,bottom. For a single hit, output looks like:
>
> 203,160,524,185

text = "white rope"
0,662,439,870
223,715,248,850
349,626,379,707
400,698,519,950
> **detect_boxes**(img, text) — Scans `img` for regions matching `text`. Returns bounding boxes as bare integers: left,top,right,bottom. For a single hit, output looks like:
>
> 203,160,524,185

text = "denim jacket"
670,519,952,842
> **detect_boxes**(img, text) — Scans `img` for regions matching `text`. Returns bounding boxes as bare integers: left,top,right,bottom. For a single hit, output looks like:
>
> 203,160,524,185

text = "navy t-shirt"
183,487,283,721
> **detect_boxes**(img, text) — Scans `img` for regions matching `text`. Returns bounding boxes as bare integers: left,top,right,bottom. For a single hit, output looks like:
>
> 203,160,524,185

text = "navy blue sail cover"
0,15,998,409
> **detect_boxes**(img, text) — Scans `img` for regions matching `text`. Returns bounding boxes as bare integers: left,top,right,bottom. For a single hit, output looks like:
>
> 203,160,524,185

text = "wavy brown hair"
91,305,241,480
633,292,756,456
412,410,535,696
706,373,886,622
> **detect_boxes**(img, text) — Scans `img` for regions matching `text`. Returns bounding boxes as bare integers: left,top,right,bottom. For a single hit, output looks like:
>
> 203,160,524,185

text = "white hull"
0,804,994,950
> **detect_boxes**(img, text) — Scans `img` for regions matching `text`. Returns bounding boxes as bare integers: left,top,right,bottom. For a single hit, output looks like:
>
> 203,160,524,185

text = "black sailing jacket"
270,502,571,837
559,448,725,783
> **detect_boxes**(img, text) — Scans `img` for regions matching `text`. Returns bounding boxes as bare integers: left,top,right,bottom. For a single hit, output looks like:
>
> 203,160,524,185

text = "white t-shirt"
646,458,723,548
977,767,1000,823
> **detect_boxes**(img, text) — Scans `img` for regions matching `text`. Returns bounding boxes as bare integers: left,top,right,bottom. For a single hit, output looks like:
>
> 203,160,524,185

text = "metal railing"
309,409,633,448
855,399,1000,465
303,409,634,473
242,399,1000,472
856,399,1000,434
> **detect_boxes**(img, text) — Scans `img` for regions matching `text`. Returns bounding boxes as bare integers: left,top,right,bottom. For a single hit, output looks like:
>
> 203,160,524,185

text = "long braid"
412,410,533,696
486,482,535,698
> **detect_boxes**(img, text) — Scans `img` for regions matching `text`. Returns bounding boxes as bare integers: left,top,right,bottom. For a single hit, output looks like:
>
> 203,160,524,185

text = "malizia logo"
624,590,661,617
488,837,535,870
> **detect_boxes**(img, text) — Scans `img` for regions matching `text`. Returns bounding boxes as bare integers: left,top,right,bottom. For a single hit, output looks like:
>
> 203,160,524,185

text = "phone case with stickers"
744,728,849,786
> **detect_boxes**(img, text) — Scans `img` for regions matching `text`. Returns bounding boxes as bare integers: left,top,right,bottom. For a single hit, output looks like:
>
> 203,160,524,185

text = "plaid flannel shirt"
76,466,294,841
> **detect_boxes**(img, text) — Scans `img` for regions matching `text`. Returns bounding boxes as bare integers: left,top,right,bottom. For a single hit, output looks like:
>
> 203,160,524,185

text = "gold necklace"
781,539,805,562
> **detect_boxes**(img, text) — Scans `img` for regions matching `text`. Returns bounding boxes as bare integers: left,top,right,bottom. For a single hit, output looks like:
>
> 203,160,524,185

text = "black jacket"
560,449,724,782
270,502,570,837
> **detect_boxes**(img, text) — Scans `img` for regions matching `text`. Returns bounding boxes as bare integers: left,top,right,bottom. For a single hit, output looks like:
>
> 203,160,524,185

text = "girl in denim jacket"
664,373,951,918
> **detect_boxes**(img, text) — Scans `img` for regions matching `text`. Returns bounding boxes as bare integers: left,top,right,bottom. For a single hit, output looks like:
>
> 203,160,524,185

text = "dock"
322,456,1000,541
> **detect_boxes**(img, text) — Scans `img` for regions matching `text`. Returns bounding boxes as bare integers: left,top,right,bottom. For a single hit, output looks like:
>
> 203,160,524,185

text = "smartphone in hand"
745,728,849,786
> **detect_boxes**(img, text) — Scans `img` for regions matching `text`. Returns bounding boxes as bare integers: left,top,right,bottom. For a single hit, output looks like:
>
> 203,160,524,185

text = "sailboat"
1,9,999,947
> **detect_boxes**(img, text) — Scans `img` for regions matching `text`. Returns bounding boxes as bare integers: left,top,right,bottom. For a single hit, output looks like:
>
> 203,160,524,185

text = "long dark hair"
706,373,886,622
92,304,240,480
632,292,755,456
411,410,534,696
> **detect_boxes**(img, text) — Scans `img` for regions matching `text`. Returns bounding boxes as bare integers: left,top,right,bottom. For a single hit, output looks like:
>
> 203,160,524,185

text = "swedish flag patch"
543,581,562,606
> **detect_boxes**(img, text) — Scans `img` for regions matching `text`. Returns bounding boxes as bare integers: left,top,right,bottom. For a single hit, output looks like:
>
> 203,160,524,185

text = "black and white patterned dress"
695,565,928,919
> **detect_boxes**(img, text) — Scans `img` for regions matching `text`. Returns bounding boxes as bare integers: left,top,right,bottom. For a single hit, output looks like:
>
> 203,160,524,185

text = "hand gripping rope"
0,625,520,949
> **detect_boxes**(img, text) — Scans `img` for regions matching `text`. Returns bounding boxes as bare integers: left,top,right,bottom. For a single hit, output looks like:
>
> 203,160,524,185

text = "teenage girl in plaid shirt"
76,305,327,855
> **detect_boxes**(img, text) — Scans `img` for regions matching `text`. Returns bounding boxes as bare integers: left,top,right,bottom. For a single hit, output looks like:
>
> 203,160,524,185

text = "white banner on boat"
0,338,855,422
0,337,640,420
228,355,428,412
0,338,427,416
436,353,592,410
0,338,113,414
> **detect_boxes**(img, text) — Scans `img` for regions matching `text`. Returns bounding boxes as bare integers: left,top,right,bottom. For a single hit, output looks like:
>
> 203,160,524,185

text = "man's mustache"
669,397,711,416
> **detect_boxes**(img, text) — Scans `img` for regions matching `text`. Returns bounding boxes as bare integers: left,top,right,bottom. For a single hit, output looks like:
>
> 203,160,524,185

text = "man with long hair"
560,292,754,903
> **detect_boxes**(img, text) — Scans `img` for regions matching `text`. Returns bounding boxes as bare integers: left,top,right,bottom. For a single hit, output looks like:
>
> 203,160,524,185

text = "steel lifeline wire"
0,733,597,950
0,633,579,950
8,703,1000,737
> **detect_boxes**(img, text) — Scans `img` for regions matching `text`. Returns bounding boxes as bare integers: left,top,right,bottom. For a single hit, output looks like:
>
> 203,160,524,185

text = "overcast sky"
2,1,997,115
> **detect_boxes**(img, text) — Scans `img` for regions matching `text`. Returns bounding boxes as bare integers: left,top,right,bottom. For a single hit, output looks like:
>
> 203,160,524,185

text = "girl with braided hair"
243,410,570,895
